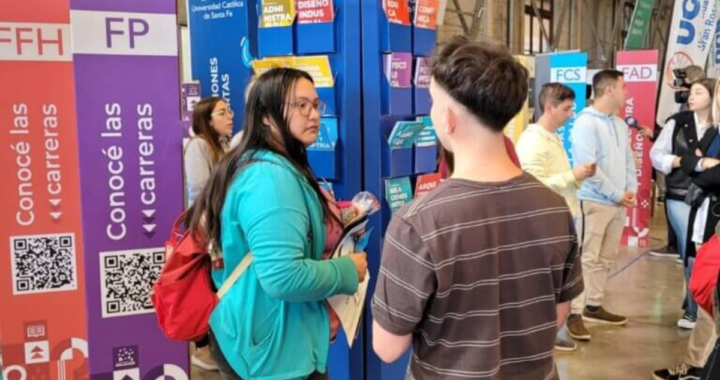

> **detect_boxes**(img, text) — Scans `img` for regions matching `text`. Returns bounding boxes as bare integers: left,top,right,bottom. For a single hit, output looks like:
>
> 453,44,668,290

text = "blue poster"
416,116,437,147
549,52,587,165
308,117,339,151
187,0,257,132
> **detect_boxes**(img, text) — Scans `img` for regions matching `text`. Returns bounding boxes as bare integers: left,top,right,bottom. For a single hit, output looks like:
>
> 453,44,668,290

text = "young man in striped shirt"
371,36,584,380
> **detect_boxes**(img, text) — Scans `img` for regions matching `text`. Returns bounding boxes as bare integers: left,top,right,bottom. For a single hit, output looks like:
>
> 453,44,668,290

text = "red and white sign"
617,50,659,248
415,173,442,198
297,0,333,24
24,340,50,364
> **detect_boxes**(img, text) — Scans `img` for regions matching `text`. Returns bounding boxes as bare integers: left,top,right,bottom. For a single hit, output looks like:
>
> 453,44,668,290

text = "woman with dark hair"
183,96,234,370
184,97,234,205
186,68,366,380
653,78,719,380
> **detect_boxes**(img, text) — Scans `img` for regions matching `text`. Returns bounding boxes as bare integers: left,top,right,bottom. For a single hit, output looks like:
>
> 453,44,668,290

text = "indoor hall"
2,1,716,380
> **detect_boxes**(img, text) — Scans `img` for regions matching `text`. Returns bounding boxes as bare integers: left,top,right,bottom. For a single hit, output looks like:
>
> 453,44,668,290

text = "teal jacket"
209,150,359,380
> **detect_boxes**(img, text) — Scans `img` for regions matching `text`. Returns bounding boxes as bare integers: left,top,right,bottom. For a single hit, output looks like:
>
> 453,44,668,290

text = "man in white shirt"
517,83,595,351
569,70,638,339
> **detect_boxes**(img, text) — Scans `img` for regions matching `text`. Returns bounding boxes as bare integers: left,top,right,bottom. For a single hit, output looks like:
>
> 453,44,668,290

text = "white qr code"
100,248,165,318
10,233,78,295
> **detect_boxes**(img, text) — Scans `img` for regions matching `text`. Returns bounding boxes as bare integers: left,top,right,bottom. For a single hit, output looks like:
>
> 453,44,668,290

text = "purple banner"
69,4,187,380
70,0,175,14
414,57,431,88
384,52,413,88
181,83,202,138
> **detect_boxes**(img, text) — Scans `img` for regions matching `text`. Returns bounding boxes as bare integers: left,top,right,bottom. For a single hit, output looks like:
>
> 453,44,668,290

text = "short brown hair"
538,83,576,111
431,36,529,132
592,69,624,98
685,65,706,82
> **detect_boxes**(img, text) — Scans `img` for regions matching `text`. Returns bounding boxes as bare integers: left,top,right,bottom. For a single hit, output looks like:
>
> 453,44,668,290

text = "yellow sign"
293,56,334,88
260,0,296,28
251,56,335,88
251,57,295,75
505,106,528,144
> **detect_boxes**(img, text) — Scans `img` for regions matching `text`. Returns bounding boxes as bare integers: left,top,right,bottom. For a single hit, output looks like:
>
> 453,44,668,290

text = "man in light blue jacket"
566,70,638,342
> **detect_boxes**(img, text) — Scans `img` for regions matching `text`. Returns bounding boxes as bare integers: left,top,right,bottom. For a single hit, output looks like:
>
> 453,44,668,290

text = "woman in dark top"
654,78,720,380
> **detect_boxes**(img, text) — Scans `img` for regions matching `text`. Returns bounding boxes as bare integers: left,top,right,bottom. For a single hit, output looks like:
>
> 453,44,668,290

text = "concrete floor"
192,204,692,380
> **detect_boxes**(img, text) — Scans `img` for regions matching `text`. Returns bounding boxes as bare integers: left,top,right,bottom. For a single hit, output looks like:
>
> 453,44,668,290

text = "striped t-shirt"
372,173,583,380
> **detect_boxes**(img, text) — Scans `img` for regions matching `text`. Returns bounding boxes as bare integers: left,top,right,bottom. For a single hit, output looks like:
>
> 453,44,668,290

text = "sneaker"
191,346,218,371
554,336,577,352
566,314,591,341
652,363,703,380
583,306,627,326
677,314,697,330
650,246,679,258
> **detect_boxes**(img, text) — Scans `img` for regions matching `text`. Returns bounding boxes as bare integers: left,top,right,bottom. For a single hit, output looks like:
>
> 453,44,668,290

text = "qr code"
11,233,77,295
100,248,165,318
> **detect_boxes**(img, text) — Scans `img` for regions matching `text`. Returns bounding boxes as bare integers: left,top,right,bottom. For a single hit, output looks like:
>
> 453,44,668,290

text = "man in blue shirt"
565,70,638,343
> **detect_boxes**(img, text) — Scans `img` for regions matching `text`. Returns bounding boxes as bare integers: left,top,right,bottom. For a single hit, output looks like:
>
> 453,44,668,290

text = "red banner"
0,1,89,379
616,50,659,248
415,173,442,198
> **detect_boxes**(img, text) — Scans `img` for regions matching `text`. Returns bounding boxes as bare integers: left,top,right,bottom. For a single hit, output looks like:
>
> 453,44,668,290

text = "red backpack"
151,213,252,341
690,234,720,317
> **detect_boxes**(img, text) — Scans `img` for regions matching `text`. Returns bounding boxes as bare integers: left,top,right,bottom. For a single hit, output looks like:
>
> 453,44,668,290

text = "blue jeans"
666,199,697,319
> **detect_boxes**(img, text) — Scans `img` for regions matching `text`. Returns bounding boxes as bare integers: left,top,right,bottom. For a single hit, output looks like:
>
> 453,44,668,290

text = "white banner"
70,10,178,56
617,64,659,82
0,23,72,61
657,0,718,125
708,18,720,77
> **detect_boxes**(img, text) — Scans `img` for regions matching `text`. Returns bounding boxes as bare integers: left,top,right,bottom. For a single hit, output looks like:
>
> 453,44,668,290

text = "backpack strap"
217,253,253,299
213,157,317,299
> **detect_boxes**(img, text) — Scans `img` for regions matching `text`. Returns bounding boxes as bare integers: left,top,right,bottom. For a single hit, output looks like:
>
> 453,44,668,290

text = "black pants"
703,339,720,379
196,334,210,349
208,331,329,380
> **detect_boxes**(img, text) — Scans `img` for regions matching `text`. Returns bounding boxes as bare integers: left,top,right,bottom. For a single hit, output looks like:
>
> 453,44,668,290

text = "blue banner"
549,52,587,165
187,0,257,132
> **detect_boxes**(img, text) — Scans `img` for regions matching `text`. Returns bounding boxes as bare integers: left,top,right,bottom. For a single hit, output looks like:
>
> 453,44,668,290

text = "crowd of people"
181,36,719,380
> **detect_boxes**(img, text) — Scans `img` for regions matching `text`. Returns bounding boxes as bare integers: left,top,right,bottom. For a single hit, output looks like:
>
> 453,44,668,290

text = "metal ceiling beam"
451,0,471,34
530,0,553,48
468,0,486,40
551,0,570,50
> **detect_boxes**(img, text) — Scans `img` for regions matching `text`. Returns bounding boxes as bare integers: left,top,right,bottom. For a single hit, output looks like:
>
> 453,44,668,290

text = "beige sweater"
517,124,581,218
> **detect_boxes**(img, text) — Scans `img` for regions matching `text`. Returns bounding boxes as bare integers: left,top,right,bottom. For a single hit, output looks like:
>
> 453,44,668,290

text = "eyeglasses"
211,108,234,118
289,99,326,116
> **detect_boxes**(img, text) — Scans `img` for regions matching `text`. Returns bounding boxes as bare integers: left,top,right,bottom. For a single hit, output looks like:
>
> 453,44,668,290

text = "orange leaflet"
414,0,439,29
383,0,410,25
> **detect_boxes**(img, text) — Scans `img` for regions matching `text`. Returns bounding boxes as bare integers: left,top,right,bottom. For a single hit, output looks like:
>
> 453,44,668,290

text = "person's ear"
445,106,458,135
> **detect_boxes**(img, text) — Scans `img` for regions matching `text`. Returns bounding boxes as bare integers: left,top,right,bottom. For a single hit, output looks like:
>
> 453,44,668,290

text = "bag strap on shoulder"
217,253,253,299
213,157,317,299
